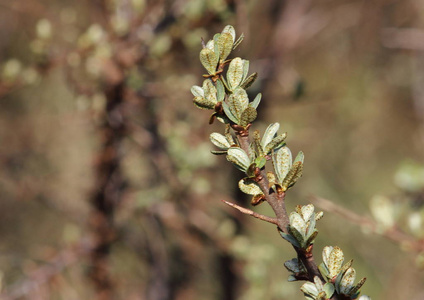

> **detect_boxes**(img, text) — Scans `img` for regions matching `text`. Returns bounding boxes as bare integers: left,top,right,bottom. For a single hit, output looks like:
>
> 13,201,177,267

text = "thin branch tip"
222,200,278,225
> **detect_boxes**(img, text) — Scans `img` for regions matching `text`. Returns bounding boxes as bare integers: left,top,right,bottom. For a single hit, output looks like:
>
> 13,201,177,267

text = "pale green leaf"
339,267,356,295
328,246,344,278
222,101,239,123
261,122,280,148
227,147,251,173
217,32,233,62
210,132,231,149
264,133,287,154
282,160,303,190
190,85,204,97
290,212,307,237
200,48,218,75
227,57,244,90
273,146,292,184
240,107,257,126
239,178,263,195
301,204,315,222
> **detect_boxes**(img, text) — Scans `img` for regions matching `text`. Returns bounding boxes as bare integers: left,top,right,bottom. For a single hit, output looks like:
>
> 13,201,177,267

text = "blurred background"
0,0,424,299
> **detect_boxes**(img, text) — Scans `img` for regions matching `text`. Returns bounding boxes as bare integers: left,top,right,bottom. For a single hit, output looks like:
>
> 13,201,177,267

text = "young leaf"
191,85,204,98
210,132,231,149
301,204,314,222
221,25,236,42
273,146,292,184
227,57,244,90
200,48,218,75
279,231,301,248
240,107,257,126
238,178,263,196
290,212,307,238
339,267,356,295
217,32,234,62
216,79,225,102
327,246,344,278
282,160,303,191
222,101,239,123
241,72,258,90
227,147,251,173
264,133,287,154
261,122,280,148
193,97,216,110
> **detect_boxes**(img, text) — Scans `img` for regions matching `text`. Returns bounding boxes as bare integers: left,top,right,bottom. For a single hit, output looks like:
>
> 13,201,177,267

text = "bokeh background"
0,0,424,299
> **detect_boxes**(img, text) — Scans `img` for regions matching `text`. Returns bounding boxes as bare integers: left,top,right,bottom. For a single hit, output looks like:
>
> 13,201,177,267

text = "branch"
311,195,424,253
235,133,328,291
236,134,290,232
222,200,278,225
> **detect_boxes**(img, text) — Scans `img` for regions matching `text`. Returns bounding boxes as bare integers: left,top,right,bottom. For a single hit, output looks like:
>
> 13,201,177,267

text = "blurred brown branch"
310,195,424,254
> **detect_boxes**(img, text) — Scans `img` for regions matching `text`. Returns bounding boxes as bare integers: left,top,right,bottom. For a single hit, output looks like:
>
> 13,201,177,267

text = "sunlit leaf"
238,178,263,195
227,147,251,173
200,48,218,75
240,107,257,126
273,146,292,184
210,132,231,149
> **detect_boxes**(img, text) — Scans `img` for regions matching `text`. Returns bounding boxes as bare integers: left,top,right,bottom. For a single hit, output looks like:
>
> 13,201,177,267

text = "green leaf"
217,32,234,62
306,212,316,237
322,246,333,268
264,133,287,154
193,96,216,109
350,277,367,295
254,156,266,169
222,101,239,123
241,72,258,90
335,260,353,293
282,160,303,191
305,229,318,246
339,267,356,295
293,151,305,164
290,212,307,237
273,146,292,184
239,178,263,195
228,88,249,121
279,231,301,248
301,204,314,221
323,283,335,298
200,48,218,75
227,147,251,173
211,150,228,155
227,57,244,90
284,258,303,273
216,79,225,102
190,85,204,97
205,39,214,50
313,276,324,293
240,107,257,126
327,246,344,278
319,262,330,279
261,123,280,148
300,282,318,298
210,132,231,149
242,59,249,82
221,25,236,42
203,79,218,104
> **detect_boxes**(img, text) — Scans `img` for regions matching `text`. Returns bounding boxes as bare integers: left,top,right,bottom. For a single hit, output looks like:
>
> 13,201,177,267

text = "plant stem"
236,131,341,300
